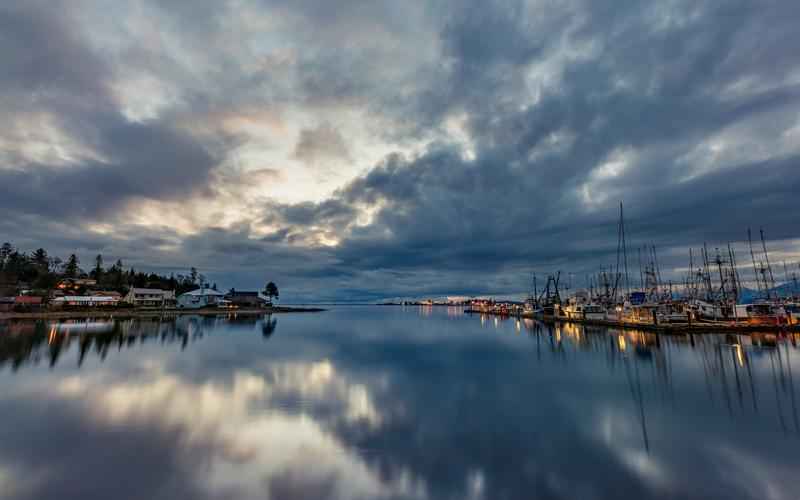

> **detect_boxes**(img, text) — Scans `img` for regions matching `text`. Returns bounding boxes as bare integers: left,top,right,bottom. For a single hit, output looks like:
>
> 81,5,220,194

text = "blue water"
1,306,798,500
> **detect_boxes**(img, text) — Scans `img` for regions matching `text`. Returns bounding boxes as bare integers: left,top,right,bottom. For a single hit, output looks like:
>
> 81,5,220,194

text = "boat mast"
715,248,727,303
638,246,644,293
688,248,694,299
620,202,630,298
652,245,663,298
760,228,776,295
728,244,741,303
748,228,763,296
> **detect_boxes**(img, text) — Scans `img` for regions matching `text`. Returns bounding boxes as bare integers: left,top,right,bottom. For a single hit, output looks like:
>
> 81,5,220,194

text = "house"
57,278,98,292
124,288,176,308
12,296,44,311
0,296,14,312
177,288,226,309
226,290,268,308
51,295,120,307
0,272,15,297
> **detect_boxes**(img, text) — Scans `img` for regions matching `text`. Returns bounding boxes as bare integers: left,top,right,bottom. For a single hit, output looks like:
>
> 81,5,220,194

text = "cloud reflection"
45,362,419,500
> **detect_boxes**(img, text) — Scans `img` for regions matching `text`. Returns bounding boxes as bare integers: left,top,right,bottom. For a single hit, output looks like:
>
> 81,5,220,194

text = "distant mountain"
739,282,799,303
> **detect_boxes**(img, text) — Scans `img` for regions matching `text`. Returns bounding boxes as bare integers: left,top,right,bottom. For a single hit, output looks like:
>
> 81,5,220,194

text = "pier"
464,308,800,334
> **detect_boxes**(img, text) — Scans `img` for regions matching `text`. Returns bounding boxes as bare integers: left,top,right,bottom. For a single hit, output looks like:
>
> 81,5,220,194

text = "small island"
0,243,324,319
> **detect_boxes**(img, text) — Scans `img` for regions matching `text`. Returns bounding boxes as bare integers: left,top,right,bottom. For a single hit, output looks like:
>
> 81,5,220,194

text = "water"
1,306,799,500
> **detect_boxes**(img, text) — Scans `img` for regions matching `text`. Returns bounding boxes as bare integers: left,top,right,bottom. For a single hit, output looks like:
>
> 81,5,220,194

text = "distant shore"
0,305,325,321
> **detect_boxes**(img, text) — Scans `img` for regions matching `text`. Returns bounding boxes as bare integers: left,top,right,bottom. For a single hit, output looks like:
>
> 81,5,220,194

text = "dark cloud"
0,2,220,220
293,124,353,165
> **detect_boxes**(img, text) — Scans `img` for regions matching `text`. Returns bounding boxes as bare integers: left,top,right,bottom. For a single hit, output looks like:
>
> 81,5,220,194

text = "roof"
180,288,225,297
130,288,173,295
53,296,119,303
15,296,43,304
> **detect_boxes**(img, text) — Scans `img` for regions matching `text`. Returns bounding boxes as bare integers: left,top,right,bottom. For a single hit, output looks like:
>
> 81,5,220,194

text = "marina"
467,204,800,334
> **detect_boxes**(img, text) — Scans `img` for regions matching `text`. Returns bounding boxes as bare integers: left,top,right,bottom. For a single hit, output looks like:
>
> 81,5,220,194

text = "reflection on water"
1,307,799,500
0,314,278,370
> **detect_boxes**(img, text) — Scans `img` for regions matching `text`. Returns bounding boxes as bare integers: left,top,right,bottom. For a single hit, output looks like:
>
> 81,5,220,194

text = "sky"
2,0,800,302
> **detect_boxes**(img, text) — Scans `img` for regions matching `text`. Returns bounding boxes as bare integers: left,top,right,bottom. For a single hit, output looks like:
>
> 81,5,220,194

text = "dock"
464,308,800,334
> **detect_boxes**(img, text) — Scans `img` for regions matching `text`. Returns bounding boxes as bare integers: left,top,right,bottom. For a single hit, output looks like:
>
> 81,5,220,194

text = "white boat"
583,304,607,321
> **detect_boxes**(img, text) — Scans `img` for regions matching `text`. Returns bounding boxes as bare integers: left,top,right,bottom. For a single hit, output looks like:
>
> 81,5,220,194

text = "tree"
264,282,279,303
65,254,79,278
0,242,13,270
49,257,62,274
190,267,198,285
32,248,49,271
91,254,104,280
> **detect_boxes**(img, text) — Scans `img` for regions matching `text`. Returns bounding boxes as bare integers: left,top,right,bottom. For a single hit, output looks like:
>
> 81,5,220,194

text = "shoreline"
0,306,325,321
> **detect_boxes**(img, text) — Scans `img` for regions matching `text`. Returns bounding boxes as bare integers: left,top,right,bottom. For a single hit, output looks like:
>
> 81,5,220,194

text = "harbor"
466,204,800,334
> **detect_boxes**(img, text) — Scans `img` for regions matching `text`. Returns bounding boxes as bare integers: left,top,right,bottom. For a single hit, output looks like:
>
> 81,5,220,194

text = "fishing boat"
583,304,607,321
736,302,789,326
785,303,800,325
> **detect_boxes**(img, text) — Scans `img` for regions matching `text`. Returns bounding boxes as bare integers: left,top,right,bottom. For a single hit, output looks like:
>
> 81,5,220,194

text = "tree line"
0,242,213,296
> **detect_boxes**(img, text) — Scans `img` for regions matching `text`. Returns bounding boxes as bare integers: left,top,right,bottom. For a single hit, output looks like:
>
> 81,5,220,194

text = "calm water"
1,306,799,500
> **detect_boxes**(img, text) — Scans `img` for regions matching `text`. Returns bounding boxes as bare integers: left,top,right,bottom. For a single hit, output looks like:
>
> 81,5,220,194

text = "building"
0,272,15,297
0,296,14,312
124,288,176,308
226,290,268,308
94,291,123,300
51,295,120,307
57,278,98,292
11,296,44,311
177,288,225,309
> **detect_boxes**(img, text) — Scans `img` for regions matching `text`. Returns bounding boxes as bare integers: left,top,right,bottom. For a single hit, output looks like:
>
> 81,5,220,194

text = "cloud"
293,123,353,165
2,0,800,300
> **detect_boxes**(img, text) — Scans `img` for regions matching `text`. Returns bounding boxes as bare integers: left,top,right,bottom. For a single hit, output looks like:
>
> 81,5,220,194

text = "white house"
124,288,176,308
51,295,120,307
177,288,226,309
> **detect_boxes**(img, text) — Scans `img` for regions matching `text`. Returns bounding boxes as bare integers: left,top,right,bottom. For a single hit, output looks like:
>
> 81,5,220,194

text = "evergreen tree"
0,242,13,271
91,254,104,280
264,282,279,302
65,254,79,278
32,248,49,271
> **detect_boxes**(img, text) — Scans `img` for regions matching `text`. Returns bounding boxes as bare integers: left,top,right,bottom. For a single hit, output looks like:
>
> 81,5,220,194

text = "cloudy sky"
2,0,800,301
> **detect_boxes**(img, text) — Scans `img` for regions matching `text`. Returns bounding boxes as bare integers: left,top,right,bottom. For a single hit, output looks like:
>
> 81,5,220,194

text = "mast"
760,228,776,294
638,246,644,292
689,248,694,298
620,202,630,297
748,228,762,295
728,244,741,303
702,243,712,300
715,248,727,302
652,245,663,298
